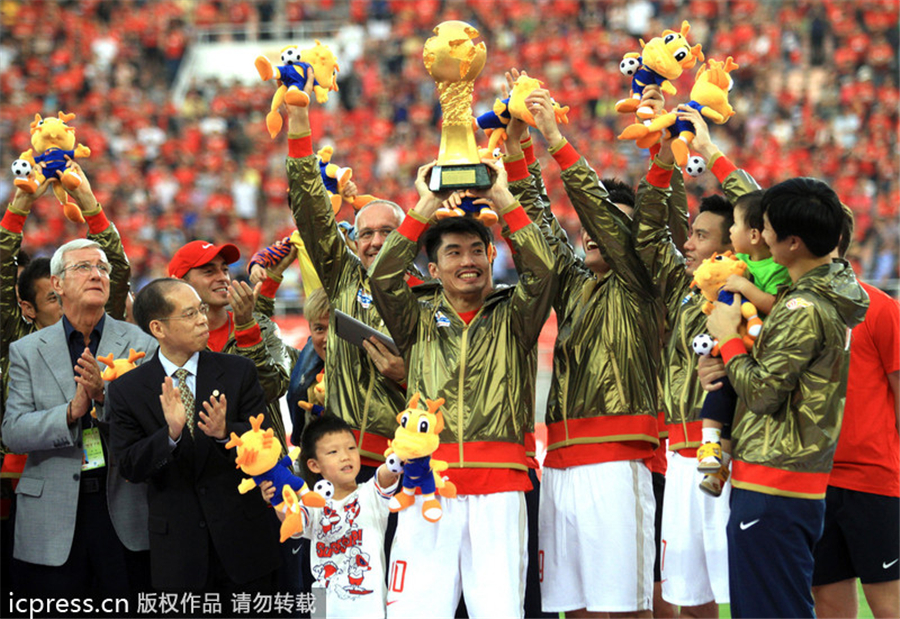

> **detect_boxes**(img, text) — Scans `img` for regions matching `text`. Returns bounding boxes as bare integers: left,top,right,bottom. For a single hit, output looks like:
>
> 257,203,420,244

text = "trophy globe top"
423,21,486,83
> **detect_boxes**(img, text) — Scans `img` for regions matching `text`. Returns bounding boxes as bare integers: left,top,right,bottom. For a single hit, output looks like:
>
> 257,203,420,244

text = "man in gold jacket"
505,89,660,617
367,156,557,617
703,177,868,618
632,104,754,617
283,94,418,472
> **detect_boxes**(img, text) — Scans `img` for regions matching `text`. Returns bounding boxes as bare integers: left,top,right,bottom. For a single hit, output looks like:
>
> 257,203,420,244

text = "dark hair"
762,178,843,257
16,248,31,269
299,414,355,483
17,257,52,307
422,216,493,264
837,202,855,259
733,190,765,231
601,177,636,209
133,278,183,334
698,194,734,245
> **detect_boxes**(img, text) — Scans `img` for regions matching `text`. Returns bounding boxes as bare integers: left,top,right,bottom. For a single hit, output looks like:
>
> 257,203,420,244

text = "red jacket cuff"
505,156,529,183
1,210,27,234
551,141,580,171
288,135,313,158
398,214,429,242
720,337,748,364
84,210,110,234
260,277,280,299
234,322,263,348
502,204,530,234
711,155,737,183
646,164,673,189
648,143,662,160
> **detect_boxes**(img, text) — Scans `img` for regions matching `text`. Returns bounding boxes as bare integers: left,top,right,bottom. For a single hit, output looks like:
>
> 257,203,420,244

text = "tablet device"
333,309,400,356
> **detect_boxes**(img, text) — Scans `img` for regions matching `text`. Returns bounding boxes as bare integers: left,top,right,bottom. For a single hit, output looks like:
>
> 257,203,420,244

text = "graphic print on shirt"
313,498,373,601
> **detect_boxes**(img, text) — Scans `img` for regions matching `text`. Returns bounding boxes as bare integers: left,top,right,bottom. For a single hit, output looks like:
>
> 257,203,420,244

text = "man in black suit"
108,278,281,594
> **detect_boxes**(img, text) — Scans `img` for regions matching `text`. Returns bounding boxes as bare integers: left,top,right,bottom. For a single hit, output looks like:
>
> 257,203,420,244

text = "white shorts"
660,452,731,606
386,492,527,619
539,460,655,613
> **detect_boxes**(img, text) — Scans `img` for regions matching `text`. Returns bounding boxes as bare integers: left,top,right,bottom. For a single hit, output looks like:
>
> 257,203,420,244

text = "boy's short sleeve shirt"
738,254,793,297
300,476,398,618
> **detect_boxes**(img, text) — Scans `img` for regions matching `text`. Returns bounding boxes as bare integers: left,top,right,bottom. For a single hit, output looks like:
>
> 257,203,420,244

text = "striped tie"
174,368,195,438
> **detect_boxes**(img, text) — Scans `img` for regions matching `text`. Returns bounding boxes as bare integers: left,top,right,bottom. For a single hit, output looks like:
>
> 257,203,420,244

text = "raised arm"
528,89,653,297
284,78,359,299
469,159,558,350
678,105,760,203
366,163,437,357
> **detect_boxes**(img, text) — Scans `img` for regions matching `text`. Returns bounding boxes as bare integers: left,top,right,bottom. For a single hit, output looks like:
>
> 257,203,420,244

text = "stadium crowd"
1,0,897,301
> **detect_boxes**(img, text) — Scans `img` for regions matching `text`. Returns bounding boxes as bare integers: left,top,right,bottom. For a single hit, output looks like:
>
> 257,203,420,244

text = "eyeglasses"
62,261,112,276
356,227,395,242
158,303,210,321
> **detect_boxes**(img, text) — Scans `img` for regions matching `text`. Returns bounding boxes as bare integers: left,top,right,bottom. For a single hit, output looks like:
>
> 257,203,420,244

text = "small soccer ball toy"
314,479,335,500
11,159,31,178
620,57,640,76
692,333,715,356
281,46,301,65
385,453,403,474
685,156,706,177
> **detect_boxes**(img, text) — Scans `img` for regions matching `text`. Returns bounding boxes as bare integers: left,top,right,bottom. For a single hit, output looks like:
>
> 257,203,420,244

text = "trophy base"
429,163,493,192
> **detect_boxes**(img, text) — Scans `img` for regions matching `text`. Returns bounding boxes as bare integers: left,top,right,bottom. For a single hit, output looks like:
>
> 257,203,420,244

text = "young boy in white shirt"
264,415,399,618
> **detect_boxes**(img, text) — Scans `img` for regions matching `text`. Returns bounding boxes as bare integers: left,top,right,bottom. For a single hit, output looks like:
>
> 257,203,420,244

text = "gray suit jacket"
2,316,158,566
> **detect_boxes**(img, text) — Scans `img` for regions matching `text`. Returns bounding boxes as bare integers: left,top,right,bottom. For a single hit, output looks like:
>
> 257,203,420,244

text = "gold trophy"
423,21,492,191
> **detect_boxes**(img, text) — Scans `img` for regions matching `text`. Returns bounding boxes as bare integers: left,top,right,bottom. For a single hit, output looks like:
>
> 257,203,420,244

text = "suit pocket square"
15,477,44,498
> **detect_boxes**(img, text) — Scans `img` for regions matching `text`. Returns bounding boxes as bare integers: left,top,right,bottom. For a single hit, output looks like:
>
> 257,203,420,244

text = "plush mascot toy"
88,348,147,419
297,370,326,418
475,74,570,151
255,40,340,138
619,57,739,167
384,394,457,523
12,112,91,223
317,146,376,213
616,20,704,118
225,414,328,542
689,251,763,357
98,349,147,381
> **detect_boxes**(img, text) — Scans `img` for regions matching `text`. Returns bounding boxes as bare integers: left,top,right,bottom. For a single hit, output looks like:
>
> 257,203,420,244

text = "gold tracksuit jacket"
366,202,557,494
506,142,660,468
724,260,868,498
634,155,759,453
287,155,409,465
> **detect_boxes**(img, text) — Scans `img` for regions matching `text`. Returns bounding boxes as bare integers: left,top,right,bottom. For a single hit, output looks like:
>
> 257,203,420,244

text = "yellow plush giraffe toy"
384,394,457,523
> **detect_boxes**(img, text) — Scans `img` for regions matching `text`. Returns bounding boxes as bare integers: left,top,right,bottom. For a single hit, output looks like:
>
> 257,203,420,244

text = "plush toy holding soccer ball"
13,111,92,224
255,40,340,138
685,156,706,177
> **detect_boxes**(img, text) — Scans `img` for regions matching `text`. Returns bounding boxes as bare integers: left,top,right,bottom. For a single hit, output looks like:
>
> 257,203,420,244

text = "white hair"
354,200,405,230
50,239,108,277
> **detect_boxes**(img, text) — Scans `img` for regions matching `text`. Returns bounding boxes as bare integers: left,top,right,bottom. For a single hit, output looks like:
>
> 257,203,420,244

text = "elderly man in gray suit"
3,238,157,603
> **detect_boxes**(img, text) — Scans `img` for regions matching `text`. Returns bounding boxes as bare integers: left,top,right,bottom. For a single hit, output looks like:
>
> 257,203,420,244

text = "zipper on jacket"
458,327,469,466
678,306,693,443
610,352,626,408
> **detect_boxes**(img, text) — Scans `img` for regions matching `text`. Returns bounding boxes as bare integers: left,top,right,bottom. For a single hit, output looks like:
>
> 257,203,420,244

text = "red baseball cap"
167,240,240,278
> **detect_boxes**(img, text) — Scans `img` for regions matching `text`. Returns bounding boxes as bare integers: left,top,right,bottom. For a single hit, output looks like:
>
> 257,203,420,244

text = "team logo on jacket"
434,311,451,327
357,288,373,309
785,297,812,311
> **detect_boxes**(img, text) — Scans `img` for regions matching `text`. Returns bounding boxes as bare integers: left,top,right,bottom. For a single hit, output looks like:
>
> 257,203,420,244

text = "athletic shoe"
699,464,730,498
697,441,723,473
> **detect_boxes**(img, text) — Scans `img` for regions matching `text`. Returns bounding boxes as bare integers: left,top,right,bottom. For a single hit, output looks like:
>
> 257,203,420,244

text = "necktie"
174,368,195,438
